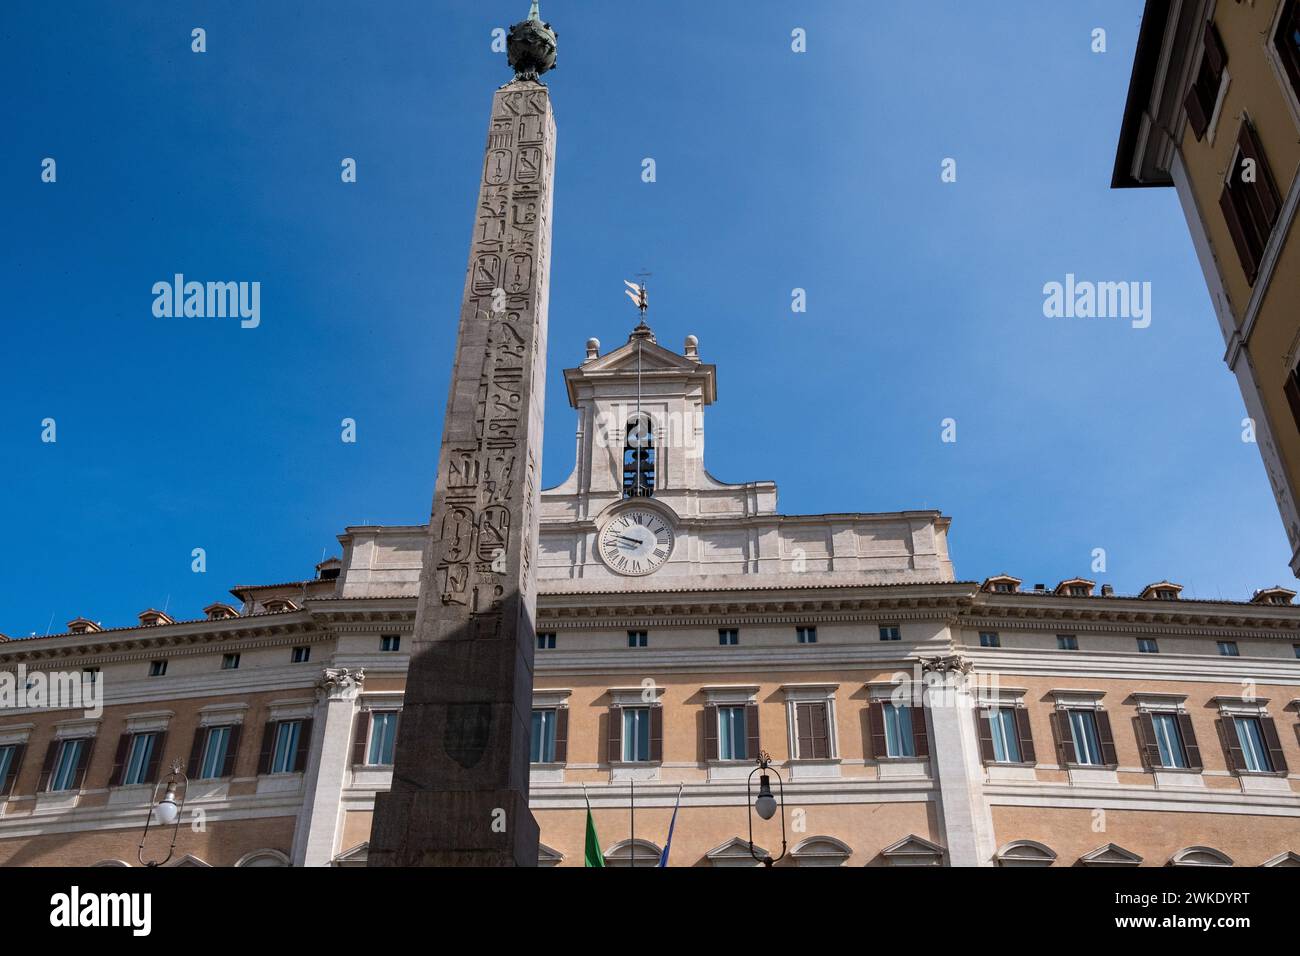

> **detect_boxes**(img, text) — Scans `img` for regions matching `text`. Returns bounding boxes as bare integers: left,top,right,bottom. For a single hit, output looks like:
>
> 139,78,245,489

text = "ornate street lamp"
138,760,188,867
746,750,787,867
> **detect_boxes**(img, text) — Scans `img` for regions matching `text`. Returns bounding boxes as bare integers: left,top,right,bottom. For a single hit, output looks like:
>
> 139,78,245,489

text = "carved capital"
920,655,972,676
317,667,366,700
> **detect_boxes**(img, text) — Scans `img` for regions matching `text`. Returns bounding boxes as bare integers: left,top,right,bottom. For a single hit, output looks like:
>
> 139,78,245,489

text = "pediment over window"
169,854,211,867
995,840,1057,867
1078,843,1142,867
791,835,852,867
603,838,662,867
537,842,565,867
1262,850,1300,867
1169,846,1232,867
706,836,767,867
333,842,368,867
879,834,944,867
237,848,290,867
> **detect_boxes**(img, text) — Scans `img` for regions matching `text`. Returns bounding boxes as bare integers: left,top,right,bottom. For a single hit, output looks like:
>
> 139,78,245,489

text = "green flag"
584,805,605,867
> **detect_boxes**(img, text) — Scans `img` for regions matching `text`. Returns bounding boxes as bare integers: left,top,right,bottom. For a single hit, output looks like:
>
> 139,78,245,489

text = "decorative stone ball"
507,16,558,80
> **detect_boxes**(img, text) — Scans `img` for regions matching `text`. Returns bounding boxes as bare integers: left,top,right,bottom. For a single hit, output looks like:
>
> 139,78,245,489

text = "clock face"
599,510,674,576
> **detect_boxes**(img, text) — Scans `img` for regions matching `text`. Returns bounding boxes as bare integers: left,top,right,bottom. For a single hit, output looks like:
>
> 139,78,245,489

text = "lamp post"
138,760,188,867
746,750,787,867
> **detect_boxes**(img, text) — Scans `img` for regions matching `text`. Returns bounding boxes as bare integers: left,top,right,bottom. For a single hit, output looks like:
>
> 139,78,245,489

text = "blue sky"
0,1,1287,637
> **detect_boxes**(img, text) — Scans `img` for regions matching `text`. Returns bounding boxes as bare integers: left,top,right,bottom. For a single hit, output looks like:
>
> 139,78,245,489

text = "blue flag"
657,786,683,867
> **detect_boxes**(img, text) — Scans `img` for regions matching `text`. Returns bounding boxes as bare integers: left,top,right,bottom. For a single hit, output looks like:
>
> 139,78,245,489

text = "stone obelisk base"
369,789,539,867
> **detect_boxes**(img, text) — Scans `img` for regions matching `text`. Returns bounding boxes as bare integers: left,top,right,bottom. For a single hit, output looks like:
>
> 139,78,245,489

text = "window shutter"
911,706,929,759
1284,369,1300,435
867,702,887,759
1218,718,1244,774
1240,120,1282,227
1184,85,1209,140
810,702,830,760
107,732,132,787
1261,717,1289,773
294,718,314,773
1203,21,1228,76
649,706,663,762
553,708,569,764
607,707,622,764
71,737,95,790
1050,711,1076,766
1136,714,1161,769
703,704,719,761
744,702,760,761
144,731,167,784
1095,710,1118,766
221,724,242,778
1,744,25,797
36,740,59,792
976,711,996,763
795,703,814,759
256,721,276,775
1219,183,1260,284
185,727,206,779
1014,708,1036,764
1177,713,1203,771
351,711,370,767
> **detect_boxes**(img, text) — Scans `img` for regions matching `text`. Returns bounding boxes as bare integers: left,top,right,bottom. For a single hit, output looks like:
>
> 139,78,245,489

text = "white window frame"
1265,0,1300,133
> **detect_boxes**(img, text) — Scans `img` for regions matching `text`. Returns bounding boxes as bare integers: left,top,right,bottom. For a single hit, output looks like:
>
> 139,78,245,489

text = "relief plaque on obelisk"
368,2,558,866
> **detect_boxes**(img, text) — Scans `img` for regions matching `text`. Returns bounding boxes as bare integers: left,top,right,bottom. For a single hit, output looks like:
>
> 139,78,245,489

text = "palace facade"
1115,0,1300,577
1,326,1298,867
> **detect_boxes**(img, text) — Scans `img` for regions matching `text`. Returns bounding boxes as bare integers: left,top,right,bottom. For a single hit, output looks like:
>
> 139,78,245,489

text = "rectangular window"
536,632,556,650
221,653,240,670
796,626,817,644
1234,716,1275,772
1057,635,1079,651
1220,120,1283,285
367,712,398,766
1150,713,1188,769
979,631,1000,648
794,702,831,759
121,732,157,786
531,709,557,763
627,630,647,648
622,708,651,762
1274,0,1300,102
49,739,86,792
883,704,916,758
1217,641,1240,657
994,582,1013,592
82,668,99,685
1067,710,1103,766
149,660,167,677
198,726,232,780
0,745,17,794
380,635,401,652
1185,21,1228,140
717,705,747,761
988,708,1023,763
718,628,738,646
270,720,303,774
1137,638,1159,654
291,646,310,664
878,624,901,642
1294,644,1300,659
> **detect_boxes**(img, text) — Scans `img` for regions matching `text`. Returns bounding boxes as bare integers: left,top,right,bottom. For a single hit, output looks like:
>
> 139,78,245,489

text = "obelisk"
368,3,557,866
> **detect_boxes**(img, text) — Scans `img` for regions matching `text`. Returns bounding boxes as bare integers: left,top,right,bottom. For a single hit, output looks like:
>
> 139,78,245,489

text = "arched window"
622,413,655,498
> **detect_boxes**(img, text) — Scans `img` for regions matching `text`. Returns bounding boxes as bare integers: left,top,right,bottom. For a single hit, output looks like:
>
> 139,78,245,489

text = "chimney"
1033,583,1046,592
1100,584,1115,596
66,617,103,635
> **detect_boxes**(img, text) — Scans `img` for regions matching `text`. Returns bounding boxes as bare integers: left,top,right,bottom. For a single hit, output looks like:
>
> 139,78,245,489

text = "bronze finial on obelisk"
368,3,557,866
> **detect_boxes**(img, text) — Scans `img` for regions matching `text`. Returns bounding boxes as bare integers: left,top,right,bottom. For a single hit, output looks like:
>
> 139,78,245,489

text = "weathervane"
623,278,648,317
